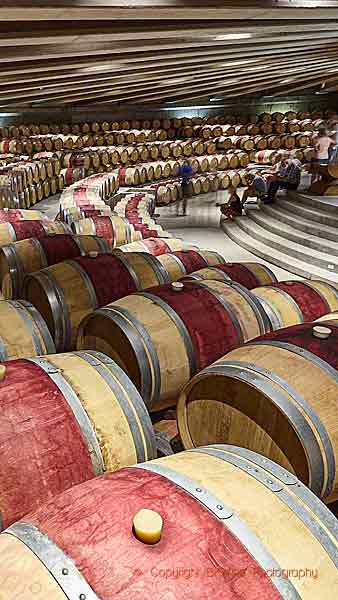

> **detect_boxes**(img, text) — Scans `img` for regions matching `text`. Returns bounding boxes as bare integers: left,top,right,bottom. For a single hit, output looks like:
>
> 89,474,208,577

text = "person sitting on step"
266,156,301,204
241,172,268,205
216,187,242,221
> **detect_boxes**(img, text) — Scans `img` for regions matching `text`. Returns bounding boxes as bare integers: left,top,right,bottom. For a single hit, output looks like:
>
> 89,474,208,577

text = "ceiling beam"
2,2,338,22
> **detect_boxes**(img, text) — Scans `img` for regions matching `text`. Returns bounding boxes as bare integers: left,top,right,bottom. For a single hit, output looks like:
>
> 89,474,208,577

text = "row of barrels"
0,122,326,157
71,192,169,246
2,237,336,367
60,171,120,208
0,155,62,182
60,176,171,243
116,153,249,185
147,171,245,207
0,247,225,351
74,276,338,407
216,131,316,151
0,175,66,209
113,169,248,208
0,109,331,138
0,130,178,154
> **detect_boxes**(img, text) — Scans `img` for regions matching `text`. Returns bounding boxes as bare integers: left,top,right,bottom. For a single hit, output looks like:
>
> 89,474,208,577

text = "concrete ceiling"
1,1,338,107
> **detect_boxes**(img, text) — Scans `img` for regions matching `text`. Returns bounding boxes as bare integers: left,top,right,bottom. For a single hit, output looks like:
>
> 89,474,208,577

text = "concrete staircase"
222,191,338,283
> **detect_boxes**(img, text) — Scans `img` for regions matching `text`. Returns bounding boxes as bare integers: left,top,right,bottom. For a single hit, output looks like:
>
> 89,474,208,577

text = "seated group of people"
220,153,302,221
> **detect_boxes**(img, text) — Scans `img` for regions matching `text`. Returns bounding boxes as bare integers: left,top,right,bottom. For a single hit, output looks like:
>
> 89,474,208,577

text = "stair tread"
263,204,338,239
223,221,338,283
239,217,338,264
250,211,338,253
277,198,338,225
291,191,338,210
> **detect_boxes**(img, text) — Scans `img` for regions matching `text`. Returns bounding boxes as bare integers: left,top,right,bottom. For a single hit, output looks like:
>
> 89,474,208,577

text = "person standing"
310,128,335,183
266,157,301,204
177,161,194,216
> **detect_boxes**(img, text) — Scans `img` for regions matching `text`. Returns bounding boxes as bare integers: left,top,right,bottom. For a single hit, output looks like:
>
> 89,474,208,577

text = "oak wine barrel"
61,204,112,224
1,445,337,599
77,279,270,410
116,237,196,256
156,249,224,281
0,220,70,247
178,321,338,503
0,300,55,360
0,208,45,222
252,280,338,329
180,262,277,289
0,234,109,299
71,215,139,247
0,350,155,527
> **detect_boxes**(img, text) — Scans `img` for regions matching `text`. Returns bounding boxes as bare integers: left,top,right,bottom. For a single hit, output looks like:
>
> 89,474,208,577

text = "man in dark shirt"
266,158,301,204
242,172,268,204
177,162,194,216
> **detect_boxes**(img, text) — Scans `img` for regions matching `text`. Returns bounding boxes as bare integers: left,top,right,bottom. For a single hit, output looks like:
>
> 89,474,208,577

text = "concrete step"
276,197,338,228
262,204,338,243
237,216,338,272
223,221,338,283
249,210,338,257
289,190,338,213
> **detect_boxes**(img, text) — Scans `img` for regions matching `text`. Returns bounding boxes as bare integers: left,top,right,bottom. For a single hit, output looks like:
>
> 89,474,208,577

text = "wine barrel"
116,237,196,256
252,281,338,329
119,167,140,186
0,220,70,247
178,321,338,504
180,262,277,289
0,208,45,222
231,135,254,151
77,279,270,410
0,300,55,360
2,446,336,599
61,204,112,224
254,149,279,164
71,215,139,247
0,234,109,299
0,350,155,527
23,252,182,351
156,249,224,280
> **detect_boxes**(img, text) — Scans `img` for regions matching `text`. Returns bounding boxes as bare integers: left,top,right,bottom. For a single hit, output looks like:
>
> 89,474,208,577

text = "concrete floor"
34,189,300,281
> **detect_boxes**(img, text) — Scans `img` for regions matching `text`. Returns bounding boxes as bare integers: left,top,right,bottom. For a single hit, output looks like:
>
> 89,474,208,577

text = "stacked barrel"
0,154,64,208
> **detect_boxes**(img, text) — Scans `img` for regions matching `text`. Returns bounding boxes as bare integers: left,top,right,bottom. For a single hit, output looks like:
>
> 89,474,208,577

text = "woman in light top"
313,127,335,165
311,127,335,184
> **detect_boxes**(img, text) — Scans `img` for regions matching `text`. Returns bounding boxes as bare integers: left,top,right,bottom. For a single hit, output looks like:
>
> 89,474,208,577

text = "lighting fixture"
216,33,252,40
